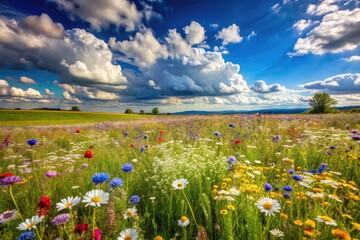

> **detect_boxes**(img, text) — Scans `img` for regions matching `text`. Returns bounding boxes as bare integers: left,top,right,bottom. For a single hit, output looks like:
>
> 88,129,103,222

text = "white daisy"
178,216,190,227
17,215,44,230
56,196,81,211
316,216,337,226
123,207,137,219
270,229,284,237
0,210,17,224
172,179,188,190
117,228,139,240
82,189,109,207
255,197,281,216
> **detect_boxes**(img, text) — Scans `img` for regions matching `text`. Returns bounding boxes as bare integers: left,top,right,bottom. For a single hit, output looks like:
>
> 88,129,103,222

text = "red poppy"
75,129,81,133
159,130,165,134
37,209,49,216
129,143,135,148
84,150,93,159
157,136,163,142
0,172,13,179
234,139,241,144
74,223,90,234
38,196,51,210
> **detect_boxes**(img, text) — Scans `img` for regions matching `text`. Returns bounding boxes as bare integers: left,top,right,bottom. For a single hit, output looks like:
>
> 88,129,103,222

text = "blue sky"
0,0,359,112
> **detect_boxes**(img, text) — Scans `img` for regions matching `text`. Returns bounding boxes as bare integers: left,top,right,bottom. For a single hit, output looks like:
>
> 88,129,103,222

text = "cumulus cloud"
20,13,64,38
290,8,360,56
109,29,168,67
306,0,339,16
45,88,55,95
251,80,286,94
300,73,360,94
292,19,318,32
216,24,243,46
342,55,360,62
184,21,206,45
0,79,43,100
19,76,37,84
0,14,127,87
50,0,142,31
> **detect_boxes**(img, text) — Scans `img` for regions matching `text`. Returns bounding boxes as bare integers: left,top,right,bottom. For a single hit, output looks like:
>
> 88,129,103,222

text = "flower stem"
92,208,97,233
35,226,43,240
182,190,199,228
9,185,23,221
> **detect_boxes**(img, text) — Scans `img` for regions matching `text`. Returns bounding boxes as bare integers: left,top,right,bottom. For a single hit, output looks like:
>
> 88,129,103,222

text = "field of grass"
0,110,154,127
0,113,359,240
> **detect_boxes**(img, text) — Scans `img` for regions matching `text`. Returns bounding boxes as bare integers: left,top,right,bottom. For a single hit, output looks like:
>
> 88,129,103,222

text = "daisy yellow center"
26,222,36,229
64,202,73,208
321,216,332,222
127,211,133,216
125,236,132,240
181,216,188,222
91,196,101,203
177,183,183,188
263,202,273,210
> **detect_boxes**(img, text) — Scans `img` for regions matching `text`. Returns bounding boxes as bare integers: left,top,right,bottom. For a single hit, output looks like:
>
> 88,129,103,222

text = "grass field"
0,110,155,127
0,113,360,240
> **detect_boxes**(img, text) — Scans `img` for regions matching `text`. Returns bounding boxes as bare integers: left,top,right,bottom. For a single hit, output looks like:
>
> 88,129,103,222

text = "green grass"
0,110,155,126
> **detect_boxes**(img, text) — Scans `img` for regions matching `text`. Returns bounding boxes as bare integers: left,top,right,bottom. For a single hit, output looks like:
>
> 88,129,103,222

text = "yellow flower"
280,213,288,220
321,201,330,207
331,229,351,240
294,220,303,226
227,205,236,211
352,222,360,230
304,219,316,228
223,178,232,183
220,209,228,215
213,185,219,189
342,214,353,220
312,188,323,193
154,236,164,240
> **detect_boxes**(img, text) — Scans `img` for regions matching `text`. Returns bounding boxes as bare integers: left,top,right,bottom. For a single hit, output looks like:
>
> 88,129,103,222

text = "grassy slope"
0,110,154,126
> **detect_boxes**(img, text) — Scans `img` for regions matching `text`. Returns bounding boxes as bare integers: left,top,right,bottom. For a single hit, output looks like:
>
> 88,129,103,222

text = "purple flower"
351,129,359,134
352,135,360,140
288,169,295,174
129,195,140,204
283,193,291,198
1,176,22,186
121,163,134,173
52,213,70,226
123,132,128,136
140,147,145,152
45,171,57,178
272,135,281,143
214,132,221,136
229,124,235,128
110,178,123,188
283,185,293,192
26,139,37,147
264,183,272,192
292,174,302,181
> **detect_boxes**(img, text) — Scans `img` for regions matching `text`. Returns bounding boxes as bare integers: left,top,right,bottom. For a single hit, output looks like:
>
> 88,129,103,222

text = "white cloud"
51,0,142,31
45,88,55,95
0,79,9,95
19,76,37,84
9,87,42,98
183,21,206,45
109,29,168,67
342,55,360,62
300,73,360,94
57,82,118,101
0,14,128,87
271,3,281,14
251,80,287,94
210,23,218,29
292,19,318,32
142,3,162,22
247,31,257,40
20,13,64,38
216,24,243,46
306,0,339,16
290,8,360,56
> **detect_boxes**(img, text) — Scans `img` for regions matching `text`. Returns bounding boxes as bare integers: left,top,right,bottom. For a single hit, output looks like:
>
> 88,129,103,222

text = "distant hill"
172,105,360,115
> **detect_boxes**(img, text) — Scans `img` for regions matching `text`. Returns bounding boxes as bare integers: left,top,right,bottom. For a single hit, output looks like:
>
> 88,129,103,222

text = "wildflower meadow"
0,114,359,240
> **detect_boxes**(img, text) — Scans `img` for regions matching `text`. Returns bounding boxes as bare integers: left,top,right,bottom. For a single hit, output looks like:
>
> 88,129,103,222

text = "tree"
152,107,160,115
139,110,145,114
308,93,337,114
125,108,134,114
71,106,80,111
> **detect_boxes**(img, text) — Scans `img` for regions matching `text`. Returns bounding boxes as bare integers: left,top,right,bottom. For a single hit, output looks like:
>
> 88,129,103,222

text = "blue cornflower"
91,173,110,184
129,195,140,204
214,132,221,136
309,169,317,174
282,185,293,192
140,147,145,152
292,174,302,181
227,156,237,171
26,139,37,147
110,178,123,188
143,135,148,139
264,183,272,192
283,193,291,199
288,169,295,174
121,163,134,172
123,132,128,136
229,124,235,128
18,231,36,240
272,135,281,143
330,146,336,150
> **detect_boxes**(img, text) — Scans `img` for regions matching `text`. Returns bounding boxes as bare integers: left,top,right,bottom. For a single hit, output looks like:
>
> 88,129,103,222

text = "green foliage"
308,92,337,114
71,106,80,111
124,108,134,114
152,107,160,115
139,110,145,114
